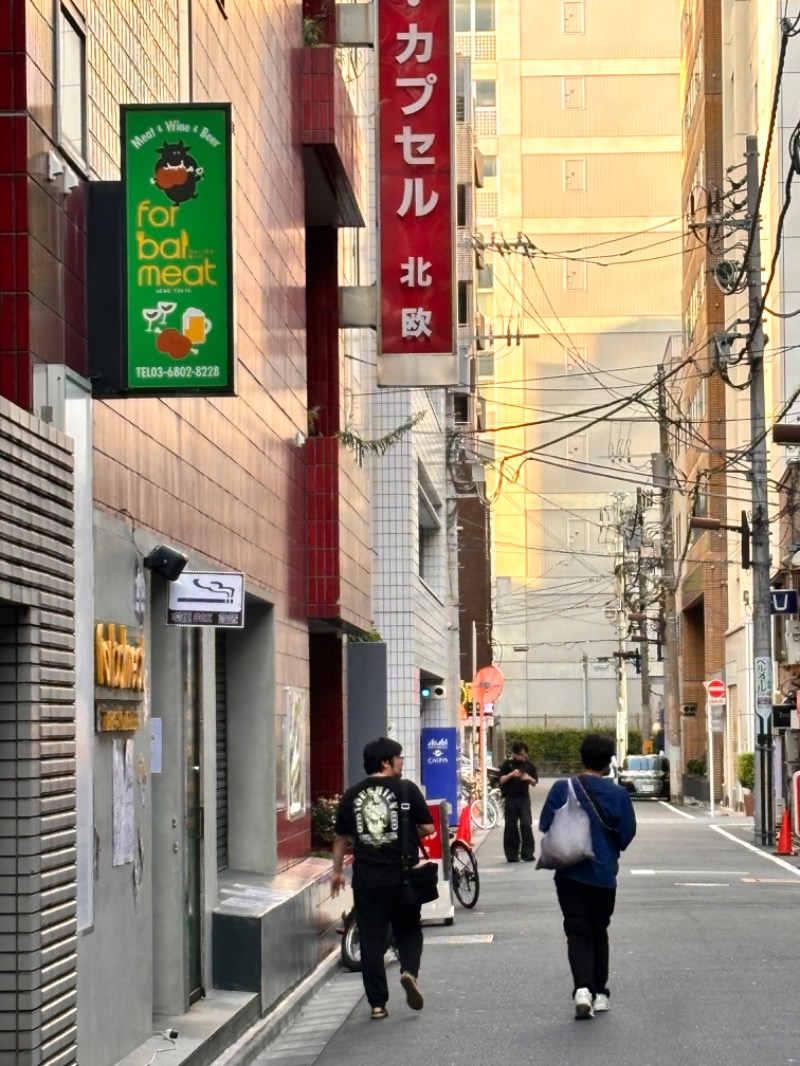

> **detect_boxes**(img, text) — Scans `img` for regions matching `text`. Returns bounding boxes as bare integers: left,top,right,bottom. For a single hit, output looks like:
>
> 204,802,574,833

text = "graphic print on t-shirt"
353,785,399,846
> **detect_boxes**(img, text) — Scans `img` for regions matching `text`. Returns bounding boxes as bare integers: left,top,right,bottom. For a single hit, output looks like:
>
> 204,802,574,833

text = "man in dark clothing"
539,734,636,1020
498,741,538,862
332,737,434,1021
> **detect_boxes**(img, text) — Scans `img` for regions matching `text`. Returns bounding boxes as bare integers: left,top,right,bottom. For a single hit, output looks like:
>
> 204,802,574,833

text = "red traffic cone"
457,804,472,846
775,809,793,856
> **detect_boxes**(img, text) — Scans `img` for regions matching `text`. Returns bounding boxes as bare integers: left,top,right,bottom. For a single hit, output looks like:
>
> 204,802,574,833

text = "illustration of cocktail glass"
158,301,177,323
142,308,161,332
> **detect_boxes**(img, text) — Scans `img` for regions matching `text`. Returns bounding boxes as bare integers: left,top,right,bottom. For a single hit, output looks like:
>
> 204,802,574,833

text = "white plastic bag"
537,778,595,870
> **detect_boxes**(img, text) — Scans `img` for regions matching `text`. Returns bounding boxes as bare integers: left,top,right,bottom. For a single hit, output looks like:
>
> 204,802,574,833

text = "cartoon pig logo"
153,140,203,204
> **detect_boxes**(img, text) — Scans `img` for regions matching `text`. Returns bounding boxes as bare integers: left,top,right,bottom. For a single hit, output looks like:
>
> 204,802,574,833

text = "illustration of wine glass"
157,301,177,324
142,308,161,332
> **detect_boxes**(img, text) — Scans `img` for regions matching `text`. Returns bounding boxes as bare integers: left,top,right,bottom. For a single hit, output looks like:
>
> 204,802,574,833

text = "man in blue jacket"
539,734,636,1020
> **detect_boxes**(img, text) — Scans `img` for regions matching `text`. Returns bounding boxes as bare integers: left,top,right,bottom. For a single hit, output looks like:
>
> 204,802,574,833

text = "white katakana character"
400,257,433,287
401,308,433,339
394,126,435,165
397,74,437,115
397,177,439,217
396,24,433,63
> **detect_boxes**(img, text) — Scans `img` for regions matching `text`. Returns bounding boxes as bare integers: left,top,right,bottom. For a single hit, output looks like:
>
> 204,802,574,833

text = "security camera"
143,545,187,582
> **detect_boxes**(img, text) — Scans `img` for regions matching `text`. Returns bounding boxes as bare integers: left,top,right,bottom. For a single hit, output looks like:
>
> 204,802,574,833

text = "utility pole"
639,572,653,742
613,496,629,763
745,134,775,846
582,652,589,729
656,368,683,802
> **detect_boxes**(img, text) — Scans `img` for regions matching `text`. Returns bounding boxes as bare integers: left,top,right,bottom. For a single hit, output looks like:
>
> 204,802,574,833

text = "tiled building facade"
2,0,373,1062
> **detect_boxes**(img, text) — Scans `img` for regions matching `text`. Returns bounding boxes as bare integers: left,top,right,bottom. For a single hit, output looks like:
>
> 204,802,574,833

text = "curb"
212,948,343,1066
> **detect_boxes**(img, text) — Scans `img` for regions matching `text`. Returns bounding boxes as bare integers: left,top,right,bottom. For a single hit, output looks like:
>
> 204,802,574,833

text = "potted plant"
310,795,340,852
737,752,755,816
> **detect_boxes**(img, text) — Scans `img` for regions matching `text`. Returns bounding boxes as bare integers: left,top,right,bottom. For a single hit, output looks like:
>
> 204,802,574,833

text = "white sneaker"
593,993,610,1013
574,988,594,1019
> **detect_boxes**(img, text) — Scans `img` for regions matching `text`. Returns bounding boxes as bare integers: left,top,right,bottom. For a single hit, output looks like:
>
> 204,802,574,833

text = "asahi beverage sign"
121,104,234,394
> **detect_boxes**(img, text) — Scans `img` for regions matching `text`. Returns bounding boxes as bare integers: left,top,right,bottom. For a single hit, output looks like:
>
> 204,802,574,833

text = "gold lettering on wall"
94,624,145,691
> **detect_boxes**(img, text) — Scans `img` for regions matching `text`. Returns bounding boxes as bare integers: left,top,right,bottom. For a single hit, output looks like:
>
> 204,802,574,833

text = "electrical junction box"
776,617,800,665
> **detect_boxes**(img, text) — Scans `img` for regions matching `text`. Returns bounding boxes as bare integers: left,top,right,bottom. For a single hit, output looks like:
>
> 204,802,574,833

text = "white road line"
711,824,800,876
674,882,730,887
658,801,696,820
630,869,749,876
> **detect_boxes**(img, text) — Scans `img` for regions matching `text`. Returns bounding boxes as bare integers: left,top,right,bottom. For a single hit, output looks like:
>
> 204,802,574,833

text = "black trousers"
555,877,616,996
353,884,423,1008
503,796,535,861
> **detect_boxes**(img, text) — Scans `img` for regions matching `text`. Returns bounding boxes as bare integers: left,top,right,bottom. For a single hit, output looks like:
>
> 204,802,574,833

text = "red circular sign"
707,679,726,699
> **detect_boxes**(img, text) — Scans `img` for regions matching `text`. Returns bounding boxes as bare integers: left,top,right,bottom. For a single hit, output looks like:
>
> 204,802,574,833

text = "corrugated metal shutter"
215,632,229,872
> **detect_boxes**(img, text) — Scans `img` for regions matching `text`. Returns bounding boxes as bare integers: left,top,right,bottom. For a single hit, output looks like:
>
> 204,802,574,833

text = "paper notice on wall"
112,738,135,866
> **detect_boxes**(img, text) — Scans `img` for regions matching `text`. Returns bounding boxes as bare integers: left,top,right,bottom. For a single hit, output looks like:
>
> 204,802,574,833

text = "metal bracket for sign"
167,570,245,628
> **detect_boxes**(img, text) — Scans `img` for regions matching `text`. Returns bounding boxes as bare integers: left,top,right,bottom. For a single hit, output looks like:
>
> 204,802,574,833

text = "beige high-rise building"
461,1,682,726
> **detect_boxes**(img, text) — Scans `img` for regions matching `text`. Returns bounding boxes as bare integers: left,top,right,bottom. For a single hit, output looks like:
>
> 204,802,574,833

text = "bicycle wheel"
451,840,480,908
470,797,498,830
341,914,362,971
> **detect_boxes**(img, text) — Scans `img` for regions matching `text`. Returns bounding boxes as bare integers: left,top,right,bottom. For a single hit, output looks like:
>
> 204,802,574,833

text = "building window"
482,154,497,179
456,0,495,32
457,183,467,226
477,263,494,290
562,76,585,110
563,1,585,33
563,157,586,191
564,261,586,292
418,465,442,587
58,4,87,165
458,280,472,325
475,80,497,108
565,344,587,375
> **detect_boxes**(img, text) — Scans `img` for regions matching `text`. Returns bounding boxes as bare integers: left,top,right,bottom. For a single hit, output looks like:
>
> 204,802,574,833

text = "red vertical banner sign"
377,0,455,385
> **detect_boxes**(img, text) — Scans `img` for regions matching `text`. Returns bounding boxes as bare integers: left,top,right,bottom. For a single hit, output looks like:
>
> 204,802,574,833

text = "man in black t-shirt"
498,741,538,863
332,736,434,1020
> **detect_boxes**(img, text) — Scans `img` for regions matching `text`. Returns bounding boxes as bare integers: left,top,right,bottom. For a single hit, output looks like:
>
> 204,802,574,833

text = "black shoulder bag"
399,781,440,908
575,775,620,849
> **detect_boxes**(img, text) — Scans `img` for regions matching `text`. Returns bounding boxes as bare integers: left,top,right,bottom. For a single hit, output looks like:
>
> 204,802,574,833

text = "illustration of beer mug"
182,308,212,343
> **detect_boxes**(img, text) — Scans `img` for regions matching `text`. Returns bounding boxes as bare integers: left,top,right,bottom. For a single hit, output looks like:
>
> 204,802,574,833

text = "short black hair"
363,736,403,774
580,733,615,771
511,741,529,755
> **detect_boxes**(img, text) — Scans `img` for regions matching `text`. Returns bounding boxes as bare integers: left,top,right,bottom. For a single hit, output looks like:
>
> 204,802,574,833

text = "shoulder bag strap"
399,780,430,866
574,775,617,844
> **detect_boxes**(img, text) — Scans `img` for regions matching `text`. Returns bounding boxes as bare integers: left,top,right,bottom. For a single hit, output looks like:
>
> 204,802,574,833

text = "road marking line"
711,824,800,876
674,882,730,887
631,869,749,876
740,877,800,884
424,934,494,944
658,801,696,820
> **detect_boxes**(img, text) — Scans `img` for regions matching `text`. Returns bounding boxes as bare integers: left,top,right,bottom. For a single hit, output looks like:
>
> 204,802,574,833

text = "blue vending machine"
420,727,460,827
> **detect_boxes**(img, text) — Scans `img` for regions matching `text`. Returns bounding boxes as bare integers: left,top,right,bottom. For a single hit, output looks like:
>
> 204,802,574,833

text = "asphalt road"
291,784,800,1066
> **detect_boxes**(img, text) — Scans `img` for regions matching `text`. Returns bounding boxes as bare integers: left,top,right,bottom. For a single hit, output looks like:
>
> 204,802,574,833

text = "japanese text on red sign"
379,0,454,356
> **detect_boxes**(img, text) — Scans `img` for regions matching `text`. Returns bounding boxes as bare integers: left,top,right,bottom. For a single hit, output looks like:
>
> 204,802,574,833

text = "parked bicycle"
461,770,503,830
338,819,480,969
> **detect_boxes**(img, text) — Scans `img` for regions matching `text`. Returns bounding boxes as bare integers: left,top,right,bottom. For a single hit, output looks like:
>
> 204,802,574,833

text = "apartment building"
468,0,681,729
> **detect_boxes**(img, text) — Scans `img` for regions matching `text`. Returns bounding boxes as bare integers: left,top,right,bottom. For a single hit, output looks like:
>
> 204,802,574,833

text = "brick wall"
0,398,76,1066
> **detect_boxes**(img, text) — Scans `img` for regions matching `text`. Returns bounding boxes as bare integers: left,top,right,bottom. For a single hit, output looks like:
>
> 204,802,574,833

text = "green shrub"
310,795,340,846
736,751,755,791
502,727,642,774
686,757,707,777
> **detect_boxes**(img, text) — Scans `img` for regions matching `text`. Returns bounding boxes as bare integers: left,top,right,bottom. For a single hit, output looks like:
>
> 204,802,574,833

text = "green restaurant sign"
122,103,234,394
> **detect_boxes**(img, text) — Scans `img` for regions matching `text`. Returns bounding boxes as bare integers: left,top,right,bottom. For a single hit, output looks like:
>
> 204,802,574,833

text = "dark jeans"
555,877,616,996
353,884,423,1008
503,796,535,861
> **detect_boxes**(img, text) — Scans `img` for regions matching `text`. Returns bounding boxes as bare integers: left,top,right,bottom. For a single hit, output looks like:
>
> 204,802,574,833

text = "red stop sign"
706,679,726,700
